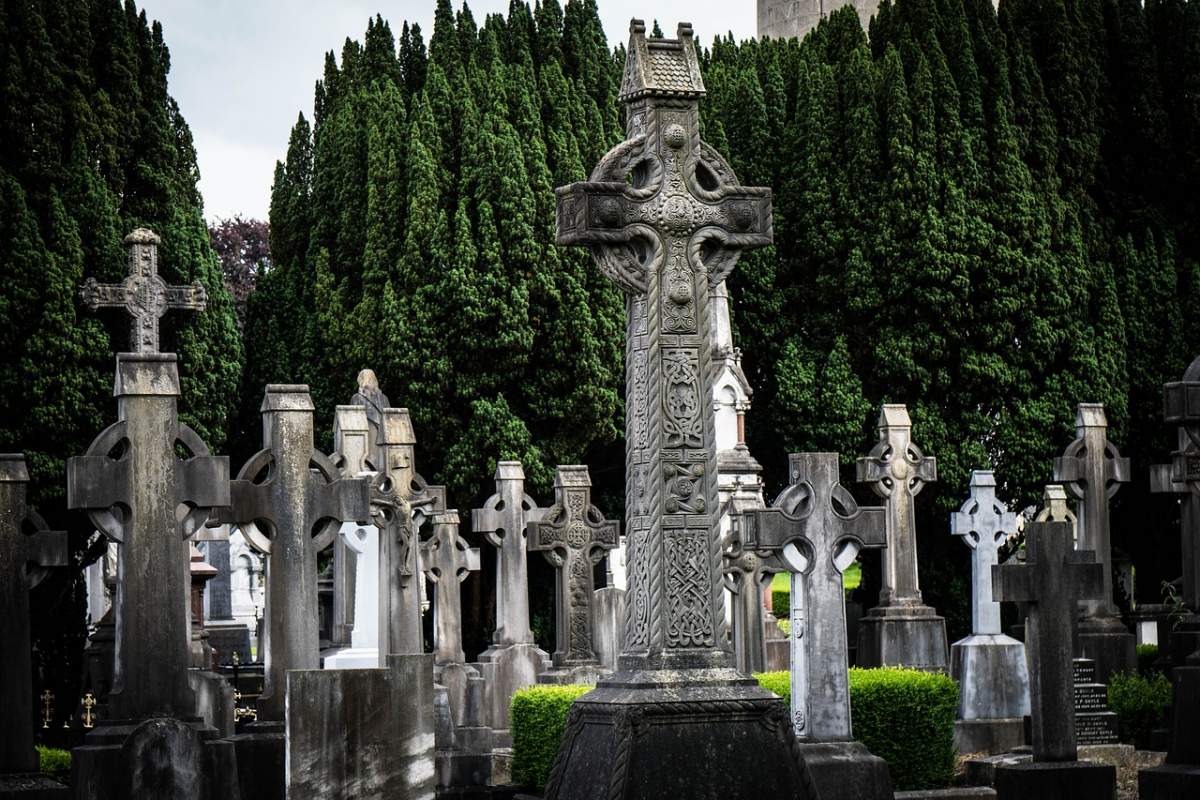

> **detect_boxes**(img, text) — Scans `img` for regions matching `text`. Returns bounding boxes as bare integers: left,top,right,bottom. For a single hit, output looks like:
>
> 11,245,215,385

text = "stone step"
894,788,997,800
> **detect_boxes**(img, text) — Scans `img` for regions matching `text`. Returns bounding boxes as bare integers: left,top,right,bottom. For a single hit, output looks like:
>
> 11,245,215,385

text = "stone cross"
421,511,479,665
1053,404,1130,620
331,404,374,647
219,384,370,721
993,521,1103,761
529,466,620,667
1151,438,1199,613
1,455,68,773
1036,485,1077,527
722,497,781,675
738,453,886,740
373,408,423,656
952,471,1020,635
473,461,546,646
68,353,229,721
555,20,772,671
79,229,206,354
857,405,937,607
1162,355,1200,614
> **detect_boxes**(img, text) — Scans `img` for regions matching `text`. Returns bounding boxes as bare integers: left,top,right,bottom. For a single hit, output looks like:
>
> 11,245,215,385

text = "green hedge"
37,746,71,784
756,667,958,791
772,565,861,618
510,685,592,791
1108,670,1172,748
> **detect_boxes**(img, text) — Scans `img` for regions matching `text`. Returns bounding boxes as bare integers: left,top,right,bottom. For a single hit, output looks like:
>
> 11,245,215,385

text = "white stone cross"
952,471,1020,636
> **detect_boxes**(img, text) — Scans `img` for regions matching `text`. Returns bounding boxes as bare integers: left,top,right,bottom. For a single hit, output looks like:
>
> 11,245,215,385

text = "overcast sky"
139,1,757,222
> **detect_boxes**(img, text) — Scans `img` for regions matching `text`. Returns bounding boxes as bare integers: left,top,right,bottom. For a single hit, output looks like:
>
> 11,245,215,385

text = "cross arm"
738,507,807,553
1067,551,1106,599
992,563,1035,604
555,181,635,247
164,282,207,311
79,278,129,310
836,504,888,550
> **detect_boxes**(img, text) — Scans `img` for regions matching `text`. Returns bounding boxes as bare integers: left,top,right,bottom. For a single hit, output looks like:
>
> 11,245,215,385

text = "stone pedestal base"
71,717,239,800
476,643,551,733
537,663,608,686
857,605,949,672
230,721,284,800
1076,618,1136,685
541,668,821,799
954,719,1026,755
320,647,380,669
593,588,625,671
994,761,1115,800
798,741,892,800
1140,764,1200,799
437,662,487,729
0,774,68,800
434,682,493,790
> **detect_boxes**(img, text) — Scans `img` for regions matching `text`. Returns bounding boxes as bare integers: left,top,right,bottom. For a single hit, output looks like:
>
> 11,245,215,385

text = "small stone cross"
738,453,886,741
529,466,619,667
82,692,96,729
722,506,783,675
1053,404,1130,619
993,521,1104,761
472,461,547,646
80,229,206,354
219,384,370,721
2,454,68,773
857,405,937,607
421,511,480,665
952,471,1020,636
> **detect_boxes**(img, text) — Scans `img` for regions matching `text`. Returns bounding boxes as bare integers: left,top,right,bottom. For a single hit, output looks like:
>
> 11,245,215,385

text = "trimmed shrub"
1108,670,1172,748
1136,643,1160,675
37,746,70,784
511,685,592,791
755,667,958,791
772,565,861,618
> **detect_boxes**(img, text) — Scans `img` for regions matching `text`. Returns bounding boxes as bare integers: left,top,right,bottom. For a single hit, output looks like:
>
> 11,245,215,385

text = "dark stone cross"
421,511,479,665
993,522,1104,761
1,454,68,774
219,384,370,722
79,228,206,354
68,352,229,721
1162,356,1200,616
722,502,782,675
529,466,619,668
373,408,424,657
738,453,886,741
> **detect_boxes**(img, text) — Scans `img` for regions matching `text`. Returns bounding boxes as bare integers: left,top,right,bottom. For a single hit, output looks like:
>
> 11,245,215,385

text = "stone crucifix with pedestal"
948,471,1030,755
472,462,552,731
529,465,619,684
544,20,820,799
856,404,949,672
991,521,1116,800
1,454,69,797
1052,403,1135,683
736,453,893,800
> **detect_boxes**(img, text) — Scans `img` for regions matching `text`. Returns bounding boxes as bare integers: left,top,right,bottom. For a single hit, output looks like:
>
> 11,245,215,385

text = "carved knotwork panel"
664,460,705,514
625,523,651,650
662,348,703,448
665,529,715,648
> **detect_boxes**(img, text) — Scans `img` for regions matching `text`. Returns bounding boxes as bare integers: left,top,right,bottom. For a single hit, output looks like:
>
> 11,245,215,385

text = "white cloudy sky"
139,1,757,222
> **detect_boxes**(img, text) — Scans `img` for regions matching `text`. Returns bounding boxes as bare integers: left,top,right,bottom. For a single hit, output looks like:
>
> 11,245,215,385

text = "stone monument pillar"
546,20,819,798
472,462,552,733
855,404,949,671
737,453,893,800
949,471,1030,754
0,454,69,798
992,522,1116,800
1053,403,1136,683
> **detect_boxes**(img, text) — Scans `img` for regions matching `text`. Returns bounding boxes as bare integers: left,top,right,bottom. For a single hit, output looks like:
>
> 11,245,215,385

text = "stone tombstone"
736,453,893,800
548,20,819,800
285,655,436,800
529,465,619,682
373,408,424,658
992,521,1116,799
855,404,948,672
330,404,374,650
723,494,781,675
1053,403,1135,683
472,461,552,731
219,384,371,722
0,454,68,780
949,471,1030,754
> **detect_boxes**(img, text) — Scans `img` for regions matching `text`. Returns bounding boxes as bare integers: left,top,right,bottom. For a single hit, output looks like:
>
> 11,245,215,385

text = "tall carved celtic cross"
79,229,206,354
556,21,772,669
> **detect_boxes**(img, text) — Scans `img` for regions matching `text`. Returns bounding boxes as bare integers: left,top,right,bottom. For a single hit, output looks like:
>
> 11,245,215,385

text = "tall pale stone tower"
757,0,878,39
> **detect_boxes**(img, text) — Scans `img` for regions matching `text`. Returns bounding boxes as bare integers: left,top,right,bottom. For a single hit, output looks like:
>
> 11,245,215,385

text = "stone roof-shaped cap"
261,384,314,412
969,470,997,489
1075,403,1108,428
618,19,705,102
0,453,29,483
334,404,369,431
380,408,416,446
124,228,161,245
1165,354,1200,425
554,465,592,489
878,404,911,429
495,461,525,480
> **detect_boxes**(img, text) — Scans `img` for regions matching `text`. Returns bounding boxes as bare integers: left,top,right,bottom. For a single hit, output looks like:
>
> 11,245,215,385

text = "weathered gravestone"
736,453,893,800
530,465,619,684
67,229,239,800
856,404,949,671
0,454,69,798
949,471,1030,754
992,521,1116,800
723,502,781,675
546,20,820,798
472,462,552,733
1053,403,1135,683
1140,353,1200,799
